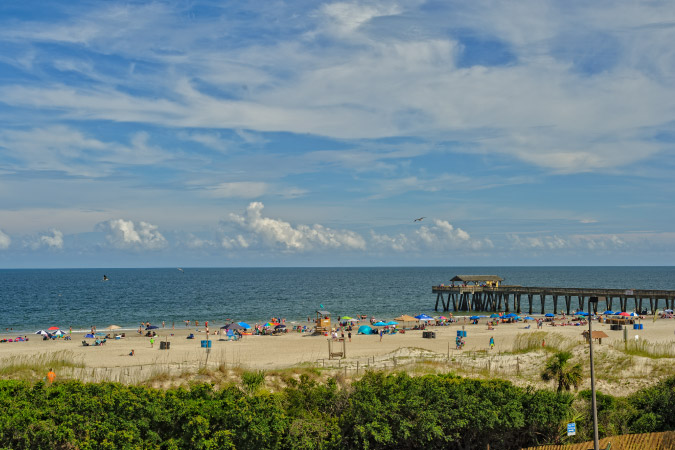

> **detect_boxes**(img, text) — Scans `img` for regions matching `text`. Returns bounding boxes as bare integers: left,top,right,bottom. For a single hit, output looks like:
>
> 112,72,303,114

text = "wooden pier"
433,275,675,315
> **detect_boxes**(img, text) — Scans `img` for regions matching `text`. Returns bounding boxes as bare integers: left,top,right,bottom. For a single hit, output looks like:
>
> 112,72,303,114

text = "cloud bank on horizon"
0,0,674,267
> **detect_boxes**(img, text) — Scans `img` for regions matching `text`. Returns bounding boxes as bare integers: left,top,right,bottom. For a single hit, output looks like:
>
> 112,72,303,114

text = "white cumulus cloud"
222,202,366,251
0,229,10,249
97,219,167,250
39,229,64,249
371,219,490,252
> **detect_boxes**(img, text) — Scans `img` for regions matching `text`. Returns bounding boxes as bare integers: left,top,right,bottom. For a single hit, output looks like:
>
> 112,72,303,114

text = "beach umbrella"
386,321,398,326
618,312,631,317
524,316,534,320
603,311,615,315
237,322,251,329
438,316,447,320
415,314,434,321
225,323,245,331
53,330,66,337
490,314,501,318
628,312,639,317
106,325,121,331
373,321,387,326
47,326,60,331
341,316,353,320
577,311,589,316
35,330,49,336
85,333,95,338
545,313,555,317
146,325,159,330
469,316,480,320
274,324,286,329
357,325,374,335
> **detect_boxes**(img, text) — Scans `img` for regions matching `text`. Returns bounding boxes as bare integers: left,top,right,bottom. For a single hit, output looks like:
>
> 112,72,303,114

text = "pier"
432,275,675,315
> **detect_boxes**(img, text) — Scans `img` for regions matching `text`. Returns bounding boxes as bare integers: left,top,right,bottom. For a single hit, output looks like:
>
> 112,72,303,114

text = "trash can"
200,340,212,348
160,341,170,350
430,331,436,339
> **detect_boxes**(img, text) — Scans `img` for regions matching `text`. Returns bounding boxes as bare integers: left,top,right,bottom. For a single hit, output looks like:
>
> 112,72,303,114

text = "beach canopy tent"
373,321,387,326
237,322,251,329
415,314,434,321
358,325,374,335
146,325,159,330
395,314,418,322
603,311,615,315
545,313,555,317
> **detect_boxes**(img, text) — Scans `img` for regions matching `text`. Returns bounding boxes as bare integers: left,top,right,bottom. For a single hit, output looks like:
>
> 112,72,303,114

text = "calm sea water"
1,267,674,333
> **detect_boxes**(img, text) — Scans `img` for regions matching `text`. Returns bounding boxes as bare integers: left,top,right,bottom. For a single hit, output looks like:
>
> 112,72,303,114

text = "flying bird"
177,268,184,273
414,217,425,222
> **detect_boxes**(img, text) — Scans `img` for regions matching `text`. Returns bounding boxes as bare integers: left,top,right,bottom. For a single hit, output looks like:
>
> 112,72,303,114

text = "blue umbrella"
415,314,433,320
577,311,589,316
490,314,500,318
386,321,398,326
469,316,480,320
146,325,159,330
237,322,251,329
545,313,555,317
524,316,534,320
373,321,387,326
603,311,615,315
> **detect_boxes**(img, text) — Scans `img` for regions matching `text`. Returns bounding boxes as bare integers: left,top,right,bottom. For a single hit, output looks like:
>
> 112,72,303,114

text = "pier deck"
432,285,675,315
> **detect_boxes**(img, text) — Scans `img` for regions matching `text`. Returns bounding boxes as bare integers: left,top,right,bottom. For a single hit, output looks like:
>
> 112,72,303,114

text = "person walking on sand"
348,331,352,342
46,368,56,384
489,336,495,350
150,337,155,348
379,329,383,342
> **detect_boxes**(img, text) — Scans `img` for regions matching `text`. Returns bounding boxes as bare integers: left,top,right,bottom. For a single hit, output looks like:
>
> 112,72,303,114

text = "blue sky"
1,0,674,268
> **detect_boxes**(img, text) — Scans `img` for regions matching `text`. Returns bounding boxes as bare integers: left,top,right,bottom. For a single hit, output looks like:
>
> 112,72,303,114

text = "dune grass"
510,331,576,354
612,339,675,359
0,350,85,380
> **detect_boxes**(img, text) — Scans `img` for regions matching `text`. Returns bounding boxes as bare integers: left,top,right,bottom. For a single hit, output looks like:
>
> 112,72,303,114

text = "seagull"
414,217,425,222
177,268,184,273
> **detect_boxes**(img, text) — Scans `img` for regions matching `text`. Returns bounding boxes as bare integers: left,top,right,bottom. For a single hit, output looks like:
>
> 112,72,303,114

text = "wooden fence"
522,431,675,450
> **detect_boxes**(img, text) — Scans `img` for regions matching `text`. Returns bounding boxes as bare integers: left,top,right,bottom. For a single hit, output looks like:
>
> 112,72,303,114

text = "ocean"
1,267,674,333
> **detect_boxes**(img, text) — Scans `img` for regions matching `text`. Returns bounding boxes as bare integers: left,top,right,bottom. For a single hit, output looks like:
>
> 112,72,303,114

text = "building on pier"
433,275,675,315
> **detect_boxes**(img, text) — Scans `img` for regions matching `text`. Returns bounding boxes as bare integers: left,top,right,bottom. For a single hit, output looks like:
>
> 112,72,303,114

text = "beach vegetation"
0,372,673,449
611,338,675,359
0,350,84,380
541,351,583,392
511,331,576,354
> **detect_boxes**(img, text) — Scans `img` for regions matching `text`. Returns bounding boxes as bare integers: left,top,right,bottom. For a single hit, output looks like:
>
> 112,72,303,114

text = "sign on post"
567,422,576,436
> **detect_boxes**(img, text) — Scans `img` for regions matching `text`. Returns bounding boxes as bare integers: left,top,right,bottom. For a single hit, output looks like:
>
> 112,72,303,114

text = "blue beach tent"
358,325,374,335
603,311,615,315
545,313,555,317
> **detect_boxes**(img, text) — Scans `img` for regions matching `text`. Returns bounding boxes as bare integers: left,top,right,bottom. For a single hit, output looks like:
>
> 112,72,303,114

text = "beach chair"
82,340,89,346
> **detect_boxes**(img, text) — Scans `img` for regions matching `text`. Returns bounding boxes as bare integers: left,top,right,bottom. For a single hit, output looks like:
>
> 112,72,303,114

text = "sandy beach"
2,317,674,393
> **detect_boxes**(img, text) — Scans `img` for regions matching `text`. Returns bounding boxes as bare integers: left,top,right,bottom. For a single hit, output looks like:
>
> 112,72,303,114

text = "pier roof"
451,275,504,283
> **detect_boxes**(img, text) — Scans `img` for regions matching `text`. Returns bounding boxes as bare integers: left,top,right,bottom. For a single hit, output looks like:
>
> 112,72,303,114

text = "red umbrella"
618,312,630,317
47,326,60,331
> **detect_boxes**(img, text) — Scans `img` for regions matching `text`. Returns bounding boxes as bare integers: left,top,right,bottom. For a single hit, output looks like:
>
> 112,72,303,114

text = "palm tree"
541,351,583,392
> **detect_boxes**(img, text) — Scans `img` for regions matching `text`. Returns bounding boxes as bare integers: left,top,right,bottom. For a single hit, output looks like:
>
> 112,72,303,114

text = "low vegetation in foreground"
0,371,673,450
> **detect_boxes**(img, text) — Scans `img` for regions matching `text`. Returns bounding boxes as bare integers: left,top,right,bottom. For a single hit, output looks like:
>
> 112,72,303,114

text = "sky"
0,0,674,268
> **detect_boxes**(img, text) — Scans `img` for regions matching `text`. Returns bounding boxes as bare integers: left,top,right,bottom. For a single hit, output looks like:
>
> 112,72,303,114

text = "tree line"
0,371,672,450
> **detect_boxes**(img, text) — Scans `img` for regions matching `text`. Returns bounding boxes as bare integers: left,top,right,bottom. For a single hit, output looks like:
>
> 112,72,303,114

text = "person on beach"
348,331,352,342
489,336,495,350
46,368,56,384
379,329,383,341
129,349,135,356
162,321,165,328
150,337,155,348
